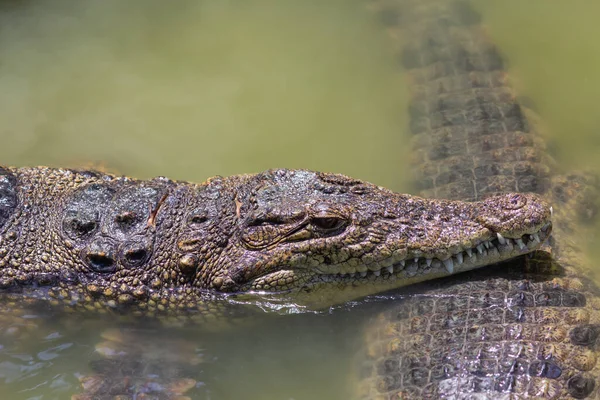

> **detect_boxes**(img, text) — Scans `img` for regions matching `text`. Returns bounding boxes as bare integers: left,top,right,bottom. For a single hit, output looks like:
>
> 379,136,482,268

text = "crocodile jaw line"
249,221,551,291
323,221,551,280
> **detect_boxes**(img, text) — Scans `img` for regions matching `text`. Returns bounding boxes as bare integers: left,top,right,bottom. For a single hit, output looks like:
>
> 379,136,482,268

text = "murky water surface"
0,0,599,398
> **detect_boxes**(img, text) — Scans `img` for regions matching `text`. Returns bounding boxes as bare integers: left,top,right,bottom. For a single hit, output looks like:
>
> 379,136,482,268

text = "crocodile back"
357,1,600,399
397,0,554,201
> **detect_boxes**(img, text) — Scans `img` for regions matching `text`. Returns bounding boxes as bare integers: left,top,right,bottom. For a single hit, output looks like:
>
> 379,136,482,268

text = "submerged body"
357,0,600,399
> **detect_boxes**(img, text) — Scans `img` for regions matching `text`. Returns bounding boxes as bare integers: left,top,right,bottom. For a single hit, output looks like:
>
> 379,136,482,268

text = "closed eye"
310,216,346,232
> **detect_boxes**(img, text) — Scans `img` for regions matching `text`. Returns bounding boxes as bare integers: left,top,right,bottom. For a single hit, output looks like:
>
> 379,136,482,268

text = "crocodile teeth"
477,244,484,254
456,253,463,265
373,270,380,277
426,258,432,267
532,233,540,243
483,241,490,249
550,206,553,217
387,266,394,274
443,258,454,274
399,260,405,267
516,238,526,250
360,271,367,278
414,258,419,263
466,248,473,258
496,233,506,245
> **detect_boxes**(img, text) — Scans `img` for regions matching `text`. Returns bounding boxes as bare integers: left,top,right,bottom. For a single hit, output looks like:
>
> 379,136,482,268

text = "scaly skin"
357,1,600,399
0,166,549,315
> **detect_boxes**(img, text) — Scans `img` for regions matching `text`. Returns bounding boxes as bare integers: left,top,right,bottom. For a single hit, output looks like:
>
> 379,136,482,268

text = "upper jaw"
239,192,553,297
325,219,552,280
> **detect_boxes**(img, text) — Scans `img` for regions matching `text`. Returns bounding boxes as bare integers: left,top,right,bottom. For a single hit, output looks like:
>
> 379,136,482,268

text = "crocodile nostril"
85,253,116,273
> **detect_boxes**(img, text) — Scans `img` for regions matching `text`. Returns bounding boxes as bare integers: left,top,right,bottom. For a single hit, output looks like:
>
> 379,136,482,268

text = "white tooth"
532,233,540,243
484,241,490,249
426,258,432,267
443,258,454,273
387,266,394,274
477,244,484,254
496,233,506,245
374,270,380,277
414,257,419,263
456,253,463,264
550,206,553,217
516,238,525,250
466,248,473,257
505,239,513,250
399,260,405,267
360,271,367,278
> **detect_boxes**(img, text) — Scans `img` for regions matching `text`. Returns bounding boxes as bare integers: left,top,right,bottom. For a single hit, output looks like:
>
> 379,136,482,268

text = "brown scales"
357,0,600,399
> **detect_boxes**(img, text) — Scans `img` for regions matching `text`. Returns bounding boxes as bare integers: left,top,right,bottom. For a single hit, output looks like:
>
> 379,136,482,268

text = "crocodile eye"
310,216,346,232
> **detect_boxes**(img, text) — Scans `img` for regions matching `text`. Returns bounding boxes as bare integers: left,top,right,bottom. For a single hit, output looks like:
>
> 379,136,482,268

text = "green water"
0,0,409,190
0,0,599,399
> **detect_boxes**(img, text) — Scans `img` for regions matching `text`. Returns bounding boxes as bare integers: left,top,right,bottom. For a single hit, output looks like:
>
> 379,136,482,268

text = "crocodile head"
211,169,552,307
0,167,552,314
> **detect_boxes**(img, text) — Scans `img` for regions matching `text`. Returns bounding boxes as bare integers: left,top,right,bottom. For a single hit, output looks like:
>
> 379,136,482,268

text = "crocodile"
0,2,589,400
356,0,600,399
0,166,549,317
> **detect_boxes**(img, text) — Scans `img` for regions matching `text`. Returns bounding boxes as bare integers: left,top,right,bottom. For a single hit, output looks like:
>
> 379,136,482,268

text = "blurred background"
0,0,598,191
0,1,600,399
